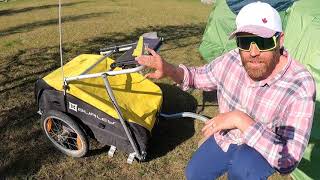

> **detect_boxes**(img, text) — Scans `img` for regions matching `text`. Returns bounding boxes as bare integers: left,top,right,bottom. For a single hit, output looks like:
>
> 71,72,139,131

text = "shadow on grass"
0,11,114,37
83,23,206,55
146,83,198,161
0,1,89,17
197,90,218,113
0,105,62,178
0,48,60,93
0,22,206,177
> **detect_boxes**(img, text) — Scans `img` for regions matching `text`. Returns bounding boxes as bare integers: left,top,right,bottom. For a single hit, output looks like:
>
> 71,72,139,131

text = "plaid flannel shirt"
179,49,316,173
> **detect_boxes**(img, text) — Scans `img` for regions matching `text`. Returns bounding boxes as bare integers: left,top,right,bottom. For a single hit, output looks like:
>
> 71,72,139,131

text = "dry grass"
0,0,291,179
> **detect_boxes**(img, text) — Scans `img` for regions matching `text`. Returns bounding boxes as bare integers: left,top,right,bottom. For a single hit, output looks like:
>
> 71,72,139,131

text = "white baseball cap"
229,1,282,39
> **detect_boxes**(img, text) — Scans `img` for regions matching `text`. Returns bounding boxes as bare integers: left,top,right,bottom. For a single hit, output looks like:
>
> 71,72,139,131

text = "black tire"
41,110,89,157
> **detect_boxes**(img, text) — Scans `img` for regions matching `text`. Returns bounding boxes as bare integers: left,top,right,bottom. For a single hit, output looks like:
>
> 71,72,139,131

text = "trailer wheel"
41,110,89,157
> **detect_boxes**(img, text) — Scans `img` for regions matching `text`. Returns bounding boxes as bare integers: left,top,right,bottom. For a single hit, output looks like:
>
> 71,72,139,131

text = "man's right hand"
135,47,185,84
135,47,166,79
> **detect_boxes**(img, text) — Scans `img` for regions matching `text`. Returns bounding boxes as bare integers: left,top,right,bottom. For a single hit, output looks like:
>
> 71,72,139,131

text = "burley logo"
262,18,268,23
69,102,78,112
68,102,115,125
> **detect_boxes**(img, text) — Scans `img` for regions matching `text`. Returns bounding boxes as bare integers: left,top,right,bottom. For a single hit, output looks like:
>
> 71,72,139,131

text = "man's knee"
229,165,274,180
228,145,275,180
229,164,261,180
185,137,229,180
185,160,200,180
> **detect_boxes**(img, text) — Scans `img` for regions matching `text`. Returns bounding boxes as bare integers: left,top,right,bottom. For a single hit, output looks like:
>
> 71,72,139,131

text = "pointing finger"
146,48,158,56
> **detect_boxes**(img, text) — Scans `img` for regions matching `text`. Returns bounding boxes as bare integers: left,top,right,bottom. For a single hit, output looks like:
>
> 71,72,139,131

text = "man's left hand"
201,110,254,139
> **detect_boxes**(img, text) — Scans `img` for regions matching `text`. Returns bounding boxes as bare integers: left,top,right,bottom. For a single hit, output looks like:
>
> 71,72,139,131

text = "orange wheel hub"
76,136,82,150
46,118,53,132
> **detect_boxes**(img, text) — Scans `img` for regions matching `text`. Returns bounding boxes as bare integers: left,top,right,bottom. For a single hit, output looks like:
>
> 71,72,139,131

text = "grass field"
0,0,291,179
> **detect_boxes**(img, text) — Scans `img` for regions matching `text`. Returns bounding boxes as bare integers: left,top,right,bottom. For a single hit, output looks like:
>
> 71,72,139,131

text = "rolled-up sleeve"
177,56,226,91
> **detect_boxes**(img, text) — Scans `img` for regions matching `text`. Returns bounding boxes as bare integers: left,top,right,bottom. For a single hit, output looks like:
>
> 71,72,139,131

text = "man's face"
238,33,281,81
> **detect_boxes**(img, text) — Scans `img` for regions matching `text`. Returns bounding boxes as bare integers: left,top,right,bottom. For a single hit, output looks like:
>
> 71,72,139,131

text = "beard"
241,53,279,81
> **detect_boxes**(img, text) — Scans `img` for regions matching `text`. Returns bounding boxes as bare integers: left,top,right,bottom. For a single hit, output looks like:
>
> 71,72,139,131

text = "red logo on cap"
262,18,268,23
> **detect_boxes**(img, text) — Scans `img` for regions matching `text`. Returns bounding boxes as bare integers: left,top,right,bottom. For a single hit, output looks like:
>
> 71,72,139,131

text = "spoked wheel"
41,110,89,157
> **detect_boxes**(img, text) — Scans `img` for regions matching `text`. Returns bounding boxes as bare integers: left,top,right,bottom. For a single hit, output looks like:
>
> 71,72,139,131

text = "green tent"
199,0,320,179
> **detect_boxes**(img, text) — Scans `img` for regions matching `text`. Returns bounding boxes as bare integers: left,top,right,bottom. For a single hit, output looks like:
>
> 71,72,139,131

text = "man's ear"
279,32,285,48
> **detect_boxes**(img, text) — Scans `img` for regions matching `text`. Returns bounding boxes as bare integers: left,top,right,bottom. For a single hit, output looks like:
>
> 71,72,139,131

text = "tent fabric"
283,1,320,179
43,54,163,131
226,0,294,14
198,0,320,179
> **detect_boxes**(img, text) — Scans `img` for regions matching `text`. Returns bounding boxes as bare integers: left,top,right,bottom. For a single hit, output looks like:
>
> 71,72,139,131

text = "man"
136,2,316,180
